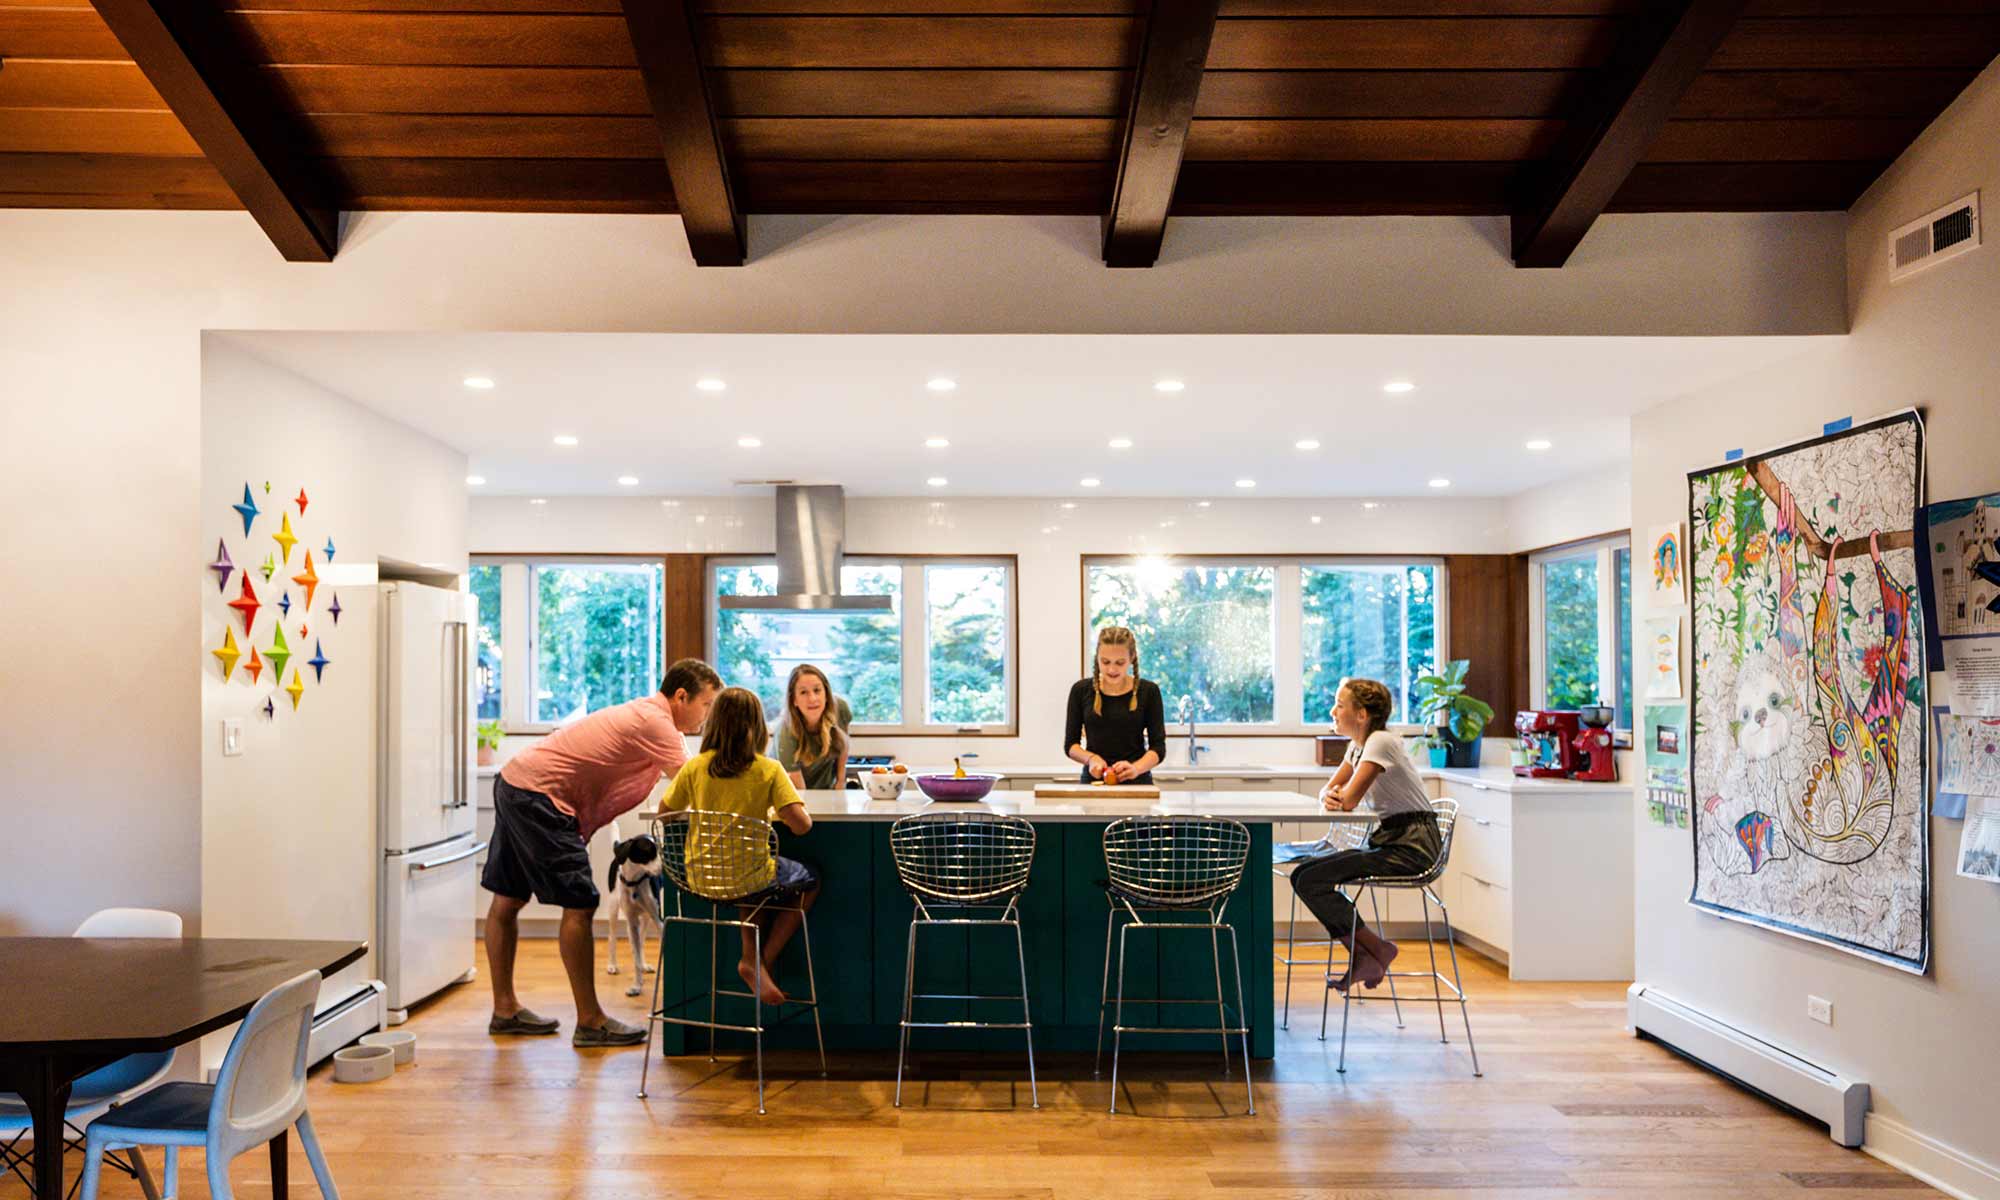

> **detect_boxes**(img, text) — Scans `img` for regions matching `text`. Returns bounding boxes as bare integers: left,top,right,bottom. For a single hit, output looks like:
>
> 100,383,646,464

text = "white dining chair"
0,907,182,1198
78,971,340,1200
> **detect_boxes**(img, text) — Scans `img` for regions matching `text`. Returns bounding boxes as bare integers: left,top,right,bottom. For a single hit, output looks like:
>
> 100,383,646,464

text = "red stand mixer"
1570,706,1620,782
1514,710,1581,777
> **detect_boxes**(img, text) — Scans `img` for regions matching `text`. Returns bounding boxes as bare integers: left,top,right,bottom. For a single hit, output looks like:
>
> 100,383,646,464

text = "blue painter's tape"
1724,448,1743,461
1824,416,1853,435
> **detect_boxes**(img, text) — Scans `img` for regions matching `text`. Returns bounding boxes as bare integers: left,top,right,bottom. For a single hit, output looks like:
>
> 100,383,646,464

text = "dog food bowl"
359,1029,417,1065
332,1044,395,1084
861,772,907,800
914,773,1000,802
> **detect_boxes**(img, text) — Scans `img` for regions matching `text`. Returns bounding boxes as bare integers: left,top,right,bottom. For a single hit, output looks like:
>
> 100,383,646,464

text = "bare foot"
737,959,786,1005
1329,964,1355,994
1356,941,1400,990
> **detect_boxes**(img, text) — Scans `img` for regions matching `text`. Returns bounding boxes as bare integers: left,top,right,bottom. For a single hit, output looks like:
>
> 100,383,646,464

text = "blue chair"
0,908,182,1198
79,971,339,1200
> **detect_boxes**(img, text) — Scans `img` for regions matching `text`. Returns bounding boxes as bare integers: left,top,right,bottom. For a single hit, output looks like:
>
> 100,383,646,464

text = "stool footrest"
1112,1024,1249,1036
902,1020,1033,1030
910,992,1030,1004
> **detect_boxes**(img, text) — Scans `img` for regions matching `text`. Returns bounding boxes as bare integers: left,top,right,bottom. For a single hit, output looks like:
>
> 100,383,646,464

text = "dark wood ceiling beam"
1102,0,1221,267
88,0,338,262
620,0,743,266
1510,0,1749,268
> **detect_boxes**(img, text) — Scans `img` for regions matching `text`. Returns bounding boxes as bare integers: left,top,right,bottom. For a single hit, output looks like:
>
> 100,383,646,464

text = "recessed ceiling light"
1383,381,1416,394
926,377,957,393
1428,477,1451,489
552,434,579,447
1295,439,1321,451
1197,500,1212,508
925,436,950,449
661,499,679,507
694,514,707,524
1310,515,1323,524
617,475,639,487
529,498,547,506
696,377,726,393
1235,478,1257,489
463,376,495,390
1154,379,1185,393
926,476,948,488
1061,502,1078,509
1108,436,1134,450
1160,520,1176,529
1525,438,1553,451
1362,501,1381,510
737,436,762,449
1041,526,1056,534
1080,477,1102,488
465,475,486,486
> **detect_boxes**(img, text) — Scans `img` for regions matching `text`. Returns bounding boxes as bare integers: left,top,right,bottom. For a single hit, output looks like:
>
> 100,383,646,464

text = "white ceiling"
218,331,1821,499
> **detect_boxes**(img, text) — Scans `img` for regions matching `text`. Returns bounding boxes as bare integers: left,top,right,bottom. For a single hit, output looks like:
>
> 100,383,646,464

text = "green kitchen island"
640,789,1370,1061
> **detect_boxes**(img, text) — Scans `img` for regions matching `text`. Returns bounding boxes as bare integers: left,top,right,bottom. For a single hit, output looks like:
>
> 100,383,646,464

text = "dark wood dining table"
0,937,366,1200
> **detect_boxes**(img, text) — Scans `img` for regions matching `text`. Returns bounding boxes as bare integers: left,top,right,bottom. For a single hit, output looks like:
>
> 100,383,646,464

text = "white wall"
200,340,466,1002
1629,58,2000,1190
1505,462,1635,553
471,492,1511,768
0,206,1842,935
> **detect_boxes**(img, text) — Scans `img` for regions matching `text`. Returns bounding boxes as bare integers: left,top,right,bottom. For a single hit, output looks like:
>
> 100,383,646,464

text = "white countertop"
641,788,1370,824
863,761,1632,796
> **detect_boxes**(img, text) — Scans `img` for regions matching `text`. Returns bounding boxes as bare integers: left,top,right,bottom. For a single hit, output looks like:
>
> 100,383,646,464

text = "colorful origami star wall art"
245,646,265,685
278,590,292,618
292,551,319,610
272,513,299,565
212,628,241,680
208,540,234,593
328,594,343,625
323,536,336,561
232,484,260,536
285,668,305,710
262,697,275,720
308,639,331,682
295,488,310,516
268,625,292,679
227,574,261,634
259,553,276,582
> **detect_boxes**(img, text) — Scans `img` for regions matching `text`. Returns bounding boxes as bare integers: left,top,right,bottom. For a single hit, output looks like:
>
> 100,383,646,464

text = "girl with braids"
1289,678,1441,992
776,663,851,791
1064,625,1168,785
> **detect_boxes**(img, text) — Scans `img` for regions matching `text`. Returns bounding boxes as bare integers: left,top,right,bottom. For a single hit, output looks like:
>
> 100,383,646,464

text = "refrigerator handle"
447,619,468,810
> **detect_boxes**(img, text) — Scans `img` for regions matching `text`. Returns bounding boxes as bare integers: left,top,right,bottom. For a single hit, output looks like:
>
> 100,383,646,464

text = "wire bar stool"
1320,798,1481,1077
889,811,1040,1109
640,811,826,1114
1273,819,1403,1030
1094,815,1255,1115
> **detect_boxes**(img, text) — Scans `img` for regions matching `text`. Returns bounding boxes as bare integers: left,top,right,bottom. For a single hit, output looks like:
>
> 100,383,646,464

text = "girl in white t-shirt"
1289,678,1443,991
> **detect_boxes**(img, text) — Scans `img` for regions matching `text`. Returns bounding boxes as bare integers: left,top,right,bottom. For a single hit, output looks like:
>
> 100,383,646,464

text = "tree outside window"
1301,564,1437,724
469,563,502,721
1086,562,1276,723
531,562,663,724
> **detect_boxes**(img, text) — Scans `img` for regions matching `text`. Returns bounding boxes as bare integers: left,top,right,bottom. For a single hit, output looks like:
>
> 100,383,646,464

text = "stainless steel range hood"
719,484,893,612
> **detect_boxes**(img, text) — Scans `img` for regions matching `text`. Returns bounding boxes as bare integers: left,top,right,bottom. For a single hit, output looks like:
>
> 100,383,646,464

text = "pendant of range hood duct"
718,484,894,612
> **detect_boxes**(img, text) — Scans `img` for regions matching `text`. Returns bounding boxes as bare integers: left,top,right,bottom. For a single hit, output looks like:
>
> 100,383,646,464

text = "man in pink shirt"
484,658,722,1046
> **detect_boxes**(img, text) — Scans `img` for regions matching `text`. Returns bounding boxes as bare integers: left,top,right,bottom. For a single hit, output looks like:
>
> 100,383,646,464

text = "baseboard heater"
1628,983,1868,1147
308,979,387,1068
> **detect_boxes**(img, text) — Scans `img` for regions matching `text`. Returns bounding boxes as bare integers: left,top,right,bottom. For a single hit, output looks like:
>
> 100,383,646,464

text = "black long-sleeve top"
1063,677,1167,784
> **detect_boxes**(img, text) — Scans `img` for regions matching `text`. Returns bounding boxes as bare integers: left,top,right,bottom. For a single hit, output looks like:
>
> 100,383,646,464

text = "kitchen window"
709,556,1017,735
474,556,666,731
1530,534,1633,731
1083,556,1446,732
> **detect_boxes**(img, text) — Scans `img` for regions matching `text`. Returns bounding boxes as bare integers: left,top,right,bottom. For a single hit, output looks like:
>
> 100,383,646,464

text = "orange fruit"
892,763,909,774
871,766,888,774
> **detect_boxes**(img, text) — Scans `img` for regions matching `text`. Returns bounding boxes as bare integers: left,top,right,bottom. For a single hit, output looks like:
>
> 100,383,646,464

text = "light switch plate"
221,717,243,757
1807,995,1832,1025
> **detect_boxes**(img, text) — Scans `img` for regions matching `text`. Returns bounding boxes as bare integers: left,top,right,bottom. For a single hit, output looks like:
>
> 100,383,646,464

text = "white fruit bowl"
861,773,907,800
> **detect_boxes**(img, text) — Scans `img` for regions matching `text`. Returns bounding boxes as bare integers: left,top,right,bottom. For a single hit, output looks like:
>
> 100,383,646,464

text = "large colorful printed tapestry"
1687,413,1928,972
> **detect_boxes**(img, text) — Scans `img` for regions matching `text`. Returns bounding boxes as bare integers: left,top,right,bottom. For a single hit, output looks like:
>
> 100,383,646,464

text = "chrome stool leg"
1368,887,1404,1028
1334,902,1361,1072
1093,908,1115,1078
637,907,669,1099
751,922,765,1116
1421,889,1449,1044
797,904,827,1077
894,917,918,1107
1433,891,1482,1077
706,916,718,1062
1013,917,1040,1109
1108,920,1132,1114
1223,921,1255,1115
1209,925,1231,1074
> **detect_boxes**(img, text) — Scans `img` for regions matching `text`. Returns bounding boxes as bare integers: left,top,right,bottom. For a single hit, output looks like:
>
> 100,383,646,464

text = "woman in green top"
776,663,852,791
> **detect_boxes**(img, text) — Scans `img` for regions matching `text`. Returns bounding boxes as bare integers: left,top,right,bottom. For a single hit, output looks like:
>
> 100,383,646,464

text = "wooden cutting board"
1033,783,1162,799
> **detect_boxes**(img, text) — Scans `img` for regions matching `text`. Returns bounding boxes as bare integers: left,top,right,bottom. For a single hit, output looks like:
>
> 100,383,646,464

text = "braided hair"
1091,625,1141,715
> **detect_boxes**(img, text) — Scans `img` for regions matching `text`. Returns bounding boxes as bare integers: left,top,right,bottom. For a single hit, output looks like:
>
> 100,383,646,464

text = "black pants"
1290,813,1441,939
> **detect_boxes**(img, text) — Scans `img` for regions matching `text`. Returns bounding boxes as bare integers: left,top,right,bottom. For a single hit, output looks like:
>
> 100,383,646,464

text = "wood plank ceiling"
2,0,1997,265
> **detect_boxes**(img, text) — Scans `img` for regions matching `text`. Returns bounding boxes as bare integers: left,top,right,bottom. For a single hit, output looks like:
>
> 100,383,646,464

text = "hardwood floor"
9,939,1935,1199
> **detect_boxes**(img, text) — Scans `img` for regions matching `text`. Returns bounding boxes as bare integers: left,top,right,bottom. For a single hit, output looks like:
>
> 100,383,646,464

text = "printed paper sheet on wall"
1687,411,1929,972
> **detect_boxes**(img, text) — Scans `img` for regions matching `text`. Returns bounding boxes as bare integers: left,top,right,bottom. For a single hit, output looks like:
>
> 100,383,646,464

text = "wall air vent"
1888,191,1980,283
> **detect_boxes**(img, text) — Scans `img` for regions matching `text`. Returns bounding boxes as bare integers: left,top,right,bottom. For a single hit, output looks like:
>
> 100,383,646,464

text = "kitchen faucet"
1177,695,1214,766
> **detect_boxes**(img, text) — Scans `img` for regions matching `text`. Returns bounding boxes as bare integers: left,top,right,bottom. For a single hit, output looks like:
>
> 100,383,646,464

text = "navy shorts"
483,776,600,911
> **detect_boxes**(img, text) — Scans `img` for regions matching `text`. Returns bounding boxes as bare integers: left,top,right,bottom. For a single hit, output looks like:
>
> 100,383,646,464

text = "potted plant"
1414,659,1495,769
1408,732,1448,770
476,719,504,767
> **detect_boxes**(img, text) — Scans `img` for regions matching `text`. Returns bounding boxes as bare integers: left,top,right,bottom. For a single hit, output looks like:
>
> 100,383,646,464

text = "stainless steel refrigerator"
377,580,481,1023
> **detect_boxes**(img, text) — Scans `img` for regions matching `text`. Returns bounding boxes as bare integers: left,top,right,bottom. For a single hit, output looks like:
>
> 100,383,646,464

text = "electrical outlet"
1807,995,1832,1025
221,717,243,757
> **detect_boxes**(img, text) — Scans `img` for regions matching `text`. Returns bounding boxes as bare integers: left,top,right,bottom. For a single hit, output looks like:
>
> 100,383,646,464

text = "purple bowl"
914,773,1000,802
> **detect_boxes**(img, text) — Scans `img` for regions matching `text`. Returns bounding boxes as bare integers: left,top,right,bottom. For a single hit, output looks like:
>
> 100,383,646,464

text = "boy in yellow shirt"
664,686,819,1006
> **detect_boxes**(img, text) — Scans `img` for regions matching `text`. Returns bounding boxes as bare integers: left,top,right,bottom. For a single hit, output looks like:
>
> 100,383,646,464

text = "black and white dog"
603,834,664,995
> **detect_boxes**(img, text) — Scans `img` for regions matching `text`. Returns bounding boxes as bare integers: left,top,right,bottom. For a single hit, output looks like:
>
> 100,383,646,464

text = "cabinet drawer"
1451,813,1512,892
1438,779,1510,829
1454,872,1510,952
